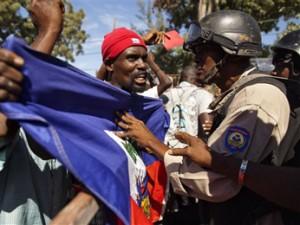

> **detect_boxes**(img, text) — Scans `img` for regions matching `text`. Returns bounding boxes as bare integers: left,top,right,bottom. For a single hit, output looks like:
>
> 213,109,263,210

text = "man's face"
181,67,202,86
184,68,198,84
192,43,225,85
109,46,148,93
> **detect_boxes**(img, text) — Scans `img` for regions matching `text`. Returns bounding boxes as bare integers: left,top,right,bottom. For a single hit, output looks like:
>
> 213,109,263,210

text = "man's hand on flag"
115,112,156,148
115,112,169,159
0,48,24,136
0,49,24,102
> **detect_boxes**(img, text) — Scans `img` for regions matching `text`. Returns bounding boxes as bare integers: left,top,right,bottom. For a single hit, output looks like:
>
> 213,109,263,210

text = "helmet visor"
184,22,235,51
184,22,261,56
272,52,293,65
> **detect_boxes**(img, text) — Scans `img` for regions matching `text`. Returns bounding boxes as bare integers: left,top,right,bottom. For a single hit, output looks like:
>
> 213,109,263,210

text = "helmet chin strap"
290,61,300,79
203,54,228,84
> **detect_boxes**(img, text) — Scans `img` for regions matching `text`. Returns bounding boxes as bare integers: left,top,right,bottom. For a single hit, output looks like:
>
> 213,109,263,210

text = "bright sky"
70,0,287,76
71,0,147,75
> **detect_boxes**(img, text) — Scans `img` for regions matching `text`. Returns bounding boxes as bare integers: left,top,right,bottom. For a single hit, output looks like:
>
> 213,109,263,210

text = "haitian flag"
1,36,168,225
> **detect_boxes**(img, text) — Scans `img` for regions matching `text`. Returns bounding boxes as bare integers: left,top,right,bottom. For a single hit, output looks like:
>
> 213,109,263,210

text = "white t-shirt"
138,86,159,99
163,81,214,148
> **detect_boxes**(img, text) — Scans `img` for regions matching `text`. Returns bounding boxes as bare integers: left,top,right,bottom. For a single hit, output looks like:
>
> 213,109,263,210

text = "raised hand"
28,0,65,35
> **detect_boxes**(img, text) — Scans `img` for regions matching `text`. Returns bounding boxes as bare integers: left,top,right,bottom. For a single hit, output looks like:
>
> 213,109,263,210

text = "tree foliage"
153,0,300,32
218,0,300,33
135,0,194,74
153,0,199,30
279,18,300,38
137,0,300,74
0,0,88,62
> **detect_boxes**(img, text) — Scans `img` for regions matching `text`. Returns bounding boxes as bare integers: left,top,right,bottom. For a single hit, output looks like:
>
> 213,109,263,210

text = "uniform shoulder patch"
225,126,250,153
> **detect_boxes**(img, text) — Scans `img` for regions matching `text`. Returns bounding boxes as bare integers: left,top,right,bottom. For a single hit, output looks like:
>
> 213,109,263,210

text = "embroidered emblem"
105,131,151,217
141,195,151,218
131,38,140,44
225,126,250,153
239,34,251,42
123,139,151,218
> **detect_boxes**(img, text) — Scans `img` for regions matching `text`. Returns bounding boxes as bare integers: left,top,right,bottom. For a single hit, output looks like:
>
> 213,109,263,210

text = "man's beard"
130,84,147,93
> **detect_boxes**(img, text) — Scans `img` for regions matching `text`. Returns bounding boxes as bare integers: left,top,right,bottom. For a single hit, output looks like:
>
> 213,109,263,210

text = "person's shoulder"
243,80,286,100
231,79,289,114
193,86,214,99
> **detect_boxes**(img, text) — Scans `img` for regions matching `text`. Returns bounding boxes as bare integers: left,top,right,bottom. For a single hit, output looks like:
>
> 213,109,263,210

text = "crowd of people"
0,0,300,225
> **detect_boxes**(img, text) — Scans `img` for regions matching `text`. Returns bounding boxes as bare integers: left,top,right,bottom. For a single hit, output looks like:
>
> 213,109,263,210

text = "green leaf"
0,0,88,62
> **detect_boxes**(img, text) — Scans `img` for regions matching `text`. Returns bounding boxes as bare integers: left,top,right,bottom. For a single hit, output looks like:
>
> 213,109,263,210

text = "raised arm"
146,52,172,96
29,0,64,54
0,0,64,137
1,0,66,158
96,64,108,80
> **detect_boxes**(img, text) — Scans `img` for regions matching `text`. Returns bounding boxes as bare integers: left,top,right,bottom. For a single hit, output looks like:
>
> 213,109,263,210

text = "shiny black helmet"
272,30,300,57
184,10,263,57
272,30,300,78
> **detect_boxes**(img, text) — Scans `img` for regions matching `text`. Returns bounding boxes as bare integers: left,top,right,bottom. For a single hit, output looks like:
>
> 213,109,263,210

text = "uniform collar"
209,66,257,112
239,66,257,79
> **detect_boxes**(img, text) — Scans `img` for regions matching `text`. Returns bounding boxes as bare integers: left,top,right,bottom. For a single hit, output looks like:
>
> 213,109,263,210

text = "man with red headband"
101,27,173,98
101,27,150,94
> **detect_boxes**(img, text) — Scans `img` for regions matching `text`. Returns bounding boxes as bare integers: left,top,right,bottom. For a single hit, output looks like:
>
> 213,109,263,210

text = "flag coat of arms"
1,36,169,225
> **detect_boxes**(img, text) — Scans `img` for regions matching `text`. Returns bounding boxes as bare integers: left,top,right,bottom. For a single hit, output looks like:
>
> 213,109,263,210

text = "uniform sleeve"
163,83,290,202
208,83,290,162
164,152,241,202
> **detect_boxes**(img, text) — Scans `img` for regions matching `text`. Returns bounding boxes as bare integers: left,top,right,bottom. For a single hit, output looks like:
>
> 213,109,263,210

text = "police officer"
116,10,291,225
169,29,300,225
272,29,300,79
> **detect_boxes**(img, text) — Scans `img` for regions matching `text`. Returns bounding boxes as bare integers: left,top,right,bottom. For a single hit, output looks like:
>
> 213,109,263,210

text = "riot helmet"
184,10,263,57
272,30,300,79
184,10,262,84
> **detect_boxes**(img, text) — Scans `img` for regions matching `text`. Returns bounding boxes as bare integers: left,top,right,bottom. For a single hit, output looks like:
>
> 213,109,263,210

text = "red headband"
101,27,147,62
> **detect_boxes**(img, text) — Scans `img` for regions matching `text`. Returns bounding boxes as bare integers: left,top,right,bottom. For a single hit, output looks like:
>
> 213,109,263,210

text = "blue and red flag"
1,36,169,225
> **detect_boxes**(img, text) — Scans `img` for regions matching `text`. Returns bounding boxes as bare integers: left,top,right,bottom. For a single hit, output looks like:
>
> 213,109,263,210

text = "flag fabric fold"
1,36,169,225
